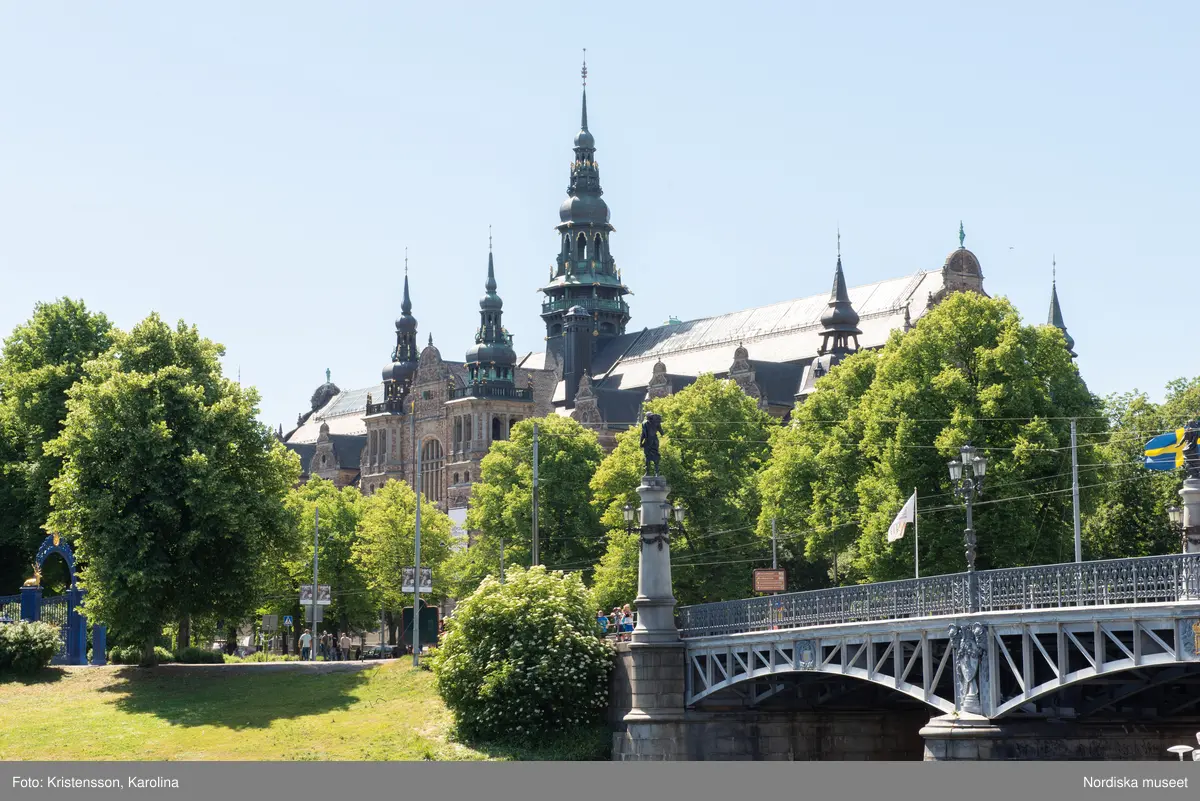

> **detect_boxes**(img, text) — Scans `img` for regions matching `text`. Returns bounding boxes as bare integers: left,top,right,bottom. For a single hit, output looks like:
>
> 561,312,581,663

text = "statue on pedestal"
640,413,663,477
949,622,986,715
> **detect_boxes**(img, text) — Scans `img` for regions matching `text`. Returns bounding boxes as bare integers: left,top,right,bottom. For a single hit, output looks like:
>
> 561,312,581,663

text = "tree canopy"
465,416,604,586
759,292,1101,585
46,314,299,663
591,374,777,606
0,298,113,591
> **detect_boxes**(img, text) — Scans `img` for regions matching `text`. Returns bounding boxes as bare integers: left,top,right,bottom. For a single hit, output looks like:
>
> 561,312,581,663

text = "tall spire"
382,251,419,405
1047,257,1076,358
541,52,630,354
467,241,517,386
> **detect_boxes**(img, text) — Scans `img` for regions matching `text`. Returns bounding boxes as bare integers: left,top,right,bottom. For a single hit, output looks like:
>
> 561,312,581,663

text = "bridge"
677,553,1200,721
607,471,1200,760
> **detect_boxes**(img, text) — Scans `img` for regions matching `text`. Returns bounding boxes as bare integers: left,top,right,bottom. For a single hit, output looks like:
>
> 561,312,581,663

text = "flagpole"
914,487,919,580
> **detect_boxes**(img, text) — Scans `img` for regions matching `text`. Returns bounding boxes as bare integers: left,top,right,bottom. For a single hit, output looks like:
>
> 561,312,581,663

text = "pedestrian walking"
299,628,312,660
340,632,351,661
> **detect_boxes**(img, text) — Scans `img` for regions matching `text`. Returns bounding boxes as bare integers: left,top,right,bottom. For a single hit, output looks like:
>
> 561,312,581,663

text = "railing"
677,553,1200,639
366,398,406,416
0,594,20,622
541,298,629,315
448,384,533,402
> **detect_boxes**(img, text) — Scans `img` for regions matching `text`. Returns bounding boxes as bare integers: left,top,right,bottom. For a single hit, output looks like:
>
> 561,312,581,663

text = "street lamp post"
949,443,987,613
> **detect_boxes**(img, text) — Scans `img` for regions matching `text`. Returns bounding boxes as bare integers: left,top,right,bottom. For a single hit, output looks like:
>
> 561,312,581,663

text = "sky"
2,2,1197,430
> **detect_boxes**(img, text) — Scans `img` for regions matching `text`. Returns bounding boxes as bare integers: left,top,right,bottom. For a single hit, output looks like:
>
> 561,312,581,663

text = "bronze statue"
1184,419,1200,481
22,562,41,588
640,413,663,476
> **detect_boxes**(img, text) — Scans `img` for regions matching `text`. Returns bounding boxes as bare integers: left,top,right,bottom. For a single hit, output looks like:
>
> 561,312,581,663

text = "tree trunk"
141,636,156,667
225,625,237,655
281,629,290,655
177,615,191,650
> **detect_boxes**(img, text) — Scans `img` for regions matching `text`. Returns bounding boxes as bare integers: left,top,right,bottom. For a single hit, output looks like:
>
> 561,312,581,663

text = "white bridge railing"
677,552,1200,639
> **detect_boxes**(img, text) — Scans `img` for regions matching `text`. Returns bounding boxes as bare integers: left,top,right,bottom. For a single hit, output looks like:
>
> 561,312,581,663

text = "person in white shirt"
299,629,312,660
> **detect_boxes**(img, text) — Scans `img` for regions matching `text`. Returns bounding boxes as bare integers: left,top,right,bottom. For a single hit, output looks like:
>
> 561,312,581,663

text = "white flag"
887,491,917,542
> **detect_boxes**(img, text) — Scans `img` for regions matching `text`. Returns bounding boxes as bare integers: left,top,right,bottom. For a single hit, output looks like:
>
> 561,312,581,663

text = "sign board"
402,567,433,594
304,605,324,623
262,614,278,632
449,508,469,551
753,568,787,593
402,601,439,651
283,615,293,628
299,584,331,605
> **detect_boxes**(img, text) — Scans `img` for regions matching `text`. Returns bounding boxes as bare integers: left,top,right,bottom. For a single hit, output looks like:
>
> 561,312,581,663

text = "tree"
1085,377,1200,558
0,299,113,592
46,313,300,664
429,566,613,741
275,478,374,642
354,479,455,616
591,374,778,605
759,292,1101,585
466,415,604,581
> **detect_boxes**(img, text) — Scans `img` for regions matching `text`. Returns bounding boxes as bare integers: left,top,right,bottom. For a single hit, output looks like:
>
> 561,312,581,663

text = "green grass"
0,663,610,761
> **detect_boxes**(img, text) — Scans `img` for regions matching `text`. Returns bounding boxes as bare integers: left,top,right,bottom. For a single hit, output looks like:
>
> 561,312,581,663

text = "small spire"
428,333,433,347
580,49,589,131
401,272,412,314
958,221,966,249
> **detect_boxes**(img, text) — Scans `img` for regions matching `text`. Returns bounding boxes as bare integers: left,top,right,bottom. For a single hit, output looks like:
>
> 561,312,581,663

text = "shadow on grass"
99,665,372,730
0,667,68,686
456,723,612,761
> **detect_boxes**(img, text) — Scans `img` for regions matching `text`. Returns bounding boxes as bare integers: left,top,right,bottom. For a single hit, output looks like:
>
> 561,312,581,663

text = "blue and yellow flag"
1144,429,1186,471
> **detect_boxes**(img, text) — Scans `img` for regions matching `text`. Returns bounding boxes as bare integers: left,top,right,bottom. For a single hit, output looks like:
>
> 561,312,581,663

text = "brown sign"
753,568,787,593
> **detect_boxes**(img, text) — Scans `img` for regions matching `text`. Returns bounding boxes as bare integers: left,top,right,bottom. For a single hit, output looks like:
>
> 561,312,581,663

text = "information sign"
753,568,787,593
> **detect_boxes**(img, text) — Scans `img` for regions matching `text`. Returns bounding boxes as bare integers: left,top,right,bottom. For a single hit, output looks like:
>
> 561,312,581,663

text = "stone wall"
923,717,1200,761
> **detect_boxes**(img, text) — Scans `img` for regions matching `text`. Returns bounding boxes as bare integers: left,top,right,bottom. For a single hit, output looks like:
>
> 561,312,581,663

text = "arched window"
492,416,504,442
369,430,377,463
420,439,445,504
452,473,460,485
594,234,603,261
577,233,587,261
465,471,470,483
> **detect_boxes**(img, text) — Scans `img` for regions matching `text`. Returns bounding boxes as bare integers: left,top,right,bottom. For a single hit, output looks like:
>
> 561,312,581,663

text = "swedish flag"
1144,429,1186,471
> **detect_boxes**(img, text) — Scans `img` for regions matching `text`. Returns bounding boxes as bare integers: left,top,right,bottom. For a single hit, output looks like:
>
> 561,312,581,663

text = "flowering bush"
430,565,613,741
0,621,62,674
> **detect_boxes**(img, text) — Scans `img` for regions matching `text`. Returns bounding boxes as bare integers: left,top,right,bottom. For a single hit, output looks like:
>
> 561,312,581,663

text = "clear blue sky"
3,2,1196,430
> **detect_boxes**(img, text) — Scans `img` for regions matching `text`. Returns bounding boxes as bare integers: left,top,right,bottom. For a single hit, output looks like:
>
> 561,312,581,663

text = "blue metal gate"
40,595,70,663
0,594,20,623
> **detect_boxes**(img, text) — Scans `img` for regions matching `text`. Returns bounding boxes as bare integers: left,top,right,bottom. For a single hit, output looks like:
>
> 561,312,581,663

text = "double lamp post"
948,443,988,612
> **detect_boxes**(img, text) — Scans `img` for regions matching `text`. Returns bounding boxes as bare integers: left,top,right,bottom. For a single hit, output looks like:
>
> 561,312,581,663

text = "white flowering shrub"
430,565,613,740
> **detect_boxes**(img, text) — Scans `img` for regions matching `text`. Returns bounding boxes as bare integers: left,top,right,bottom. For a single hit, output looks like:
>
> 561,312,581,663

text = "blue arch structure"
20,534,98,665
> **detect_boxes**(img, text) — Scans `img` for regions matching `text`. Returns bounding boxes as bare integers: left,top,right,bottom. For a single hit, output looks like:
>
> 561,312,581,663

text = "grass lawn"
0,662,610,761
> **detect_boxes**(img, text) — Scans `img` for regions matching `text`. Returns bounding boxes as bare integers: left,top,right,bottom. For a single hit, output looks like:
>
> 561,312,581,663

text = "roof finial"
837,226,841,261
404,247,409,275
1052,254,1056,283
582,48,587,88
580,49,589,131
958,221,965,249
489,224,493,252
325,368,331,383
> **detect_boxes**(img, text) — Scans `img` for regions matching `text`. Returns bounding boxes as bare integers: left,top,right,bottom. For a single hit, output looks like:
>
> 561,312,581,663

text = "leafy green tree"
276,478,374,640
591,374,778,605
429,566,613,741
466,415,604,582
46,314,299,664
760,292,1101,584
1085,377,1200,558
0,299,113,591
354,479,455,613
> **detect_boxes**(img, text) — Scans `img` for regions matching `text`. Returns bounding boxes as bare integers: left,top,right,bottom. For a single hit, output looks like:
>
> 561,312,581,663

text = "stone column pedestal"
919,713,1005,761
630,475,678,646
1181,478,1200,554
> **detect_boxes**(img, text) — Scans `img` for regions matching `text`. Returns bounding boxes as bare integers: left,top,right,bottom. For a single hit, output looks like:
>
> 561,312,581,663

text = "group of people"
597,605,635,641
296,628,354,660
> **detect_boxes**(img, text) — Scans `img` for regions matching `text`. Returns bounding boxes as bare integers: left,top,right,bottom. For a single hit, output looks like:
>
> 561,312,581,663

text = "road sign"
753,568,787,593
262,614,278,632
283,615,293,628
300,584,331,605
402,567,433,594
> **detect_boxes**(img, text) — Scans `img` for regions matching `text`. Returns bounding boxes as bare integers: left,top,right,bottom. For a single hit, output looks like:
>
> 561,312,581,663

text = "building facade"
281,62,1075,519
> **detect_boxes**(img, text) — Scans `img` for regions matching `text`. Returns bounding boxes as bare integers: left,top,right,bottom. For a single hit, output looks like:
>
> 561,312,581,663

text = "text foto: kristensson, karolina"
1084,776,1188,789
13,776,180,790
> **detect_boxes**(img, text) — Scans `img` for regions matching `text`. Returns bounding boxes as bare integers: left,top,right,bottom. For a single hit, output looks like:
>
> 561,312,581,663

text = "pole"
965,488,977,613
914,487,920,580
532,422,540,566
771,517,777,570
1071,418,1082,563
412,403,422,667
312,507,319,662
